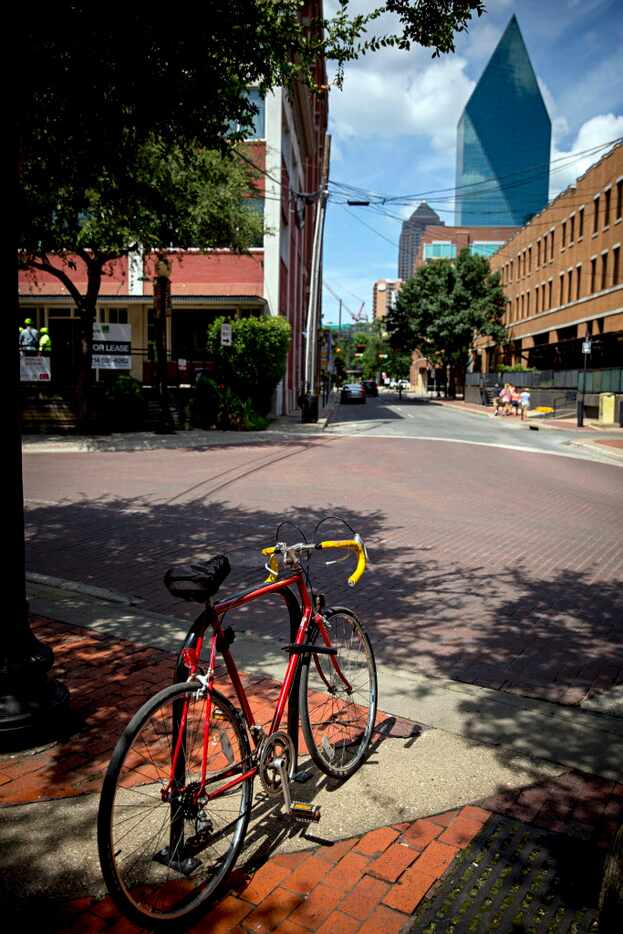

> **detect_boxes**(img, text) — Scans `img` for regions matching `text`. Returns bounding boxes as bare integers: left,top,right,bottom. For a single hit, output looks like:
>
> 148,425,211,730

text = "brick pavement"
3,619,622,931
23,437,623,712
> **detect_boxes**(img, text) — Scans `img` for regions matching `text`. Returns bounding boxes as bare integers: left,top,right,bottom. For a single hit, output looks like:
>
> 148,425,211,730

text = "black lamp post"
153,255,175,434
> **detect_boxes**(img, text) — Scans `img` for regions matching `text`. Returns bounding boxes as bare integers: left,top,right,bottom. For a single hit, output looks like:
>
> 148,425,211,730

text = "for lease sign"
92,324,132,369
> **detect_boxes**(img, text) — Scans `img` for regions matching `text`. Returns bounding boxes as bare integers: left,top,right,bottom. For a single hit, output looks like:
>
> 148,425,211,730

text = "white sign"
20,356,52,382
92,323,132,370
582,341,592,354
220,323,232,347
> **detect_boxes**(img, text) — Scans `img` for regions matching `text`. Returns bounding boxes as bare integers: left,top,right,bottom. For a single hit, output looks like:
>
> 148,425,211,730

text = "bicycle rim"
98,682,252,929
300,607,377,779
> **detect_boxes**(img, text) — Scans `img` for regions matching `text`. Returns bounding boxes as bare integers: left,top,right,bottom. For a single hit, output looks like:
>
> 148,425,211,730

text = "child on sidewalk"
520,388,531,421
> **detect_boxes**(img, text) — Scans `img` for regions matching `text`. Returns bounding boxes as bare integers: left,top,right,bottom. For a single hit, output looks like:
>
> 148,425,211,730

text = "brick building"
415,225,518,270
475,143,623,372
372,279,402,320
19,39,329,416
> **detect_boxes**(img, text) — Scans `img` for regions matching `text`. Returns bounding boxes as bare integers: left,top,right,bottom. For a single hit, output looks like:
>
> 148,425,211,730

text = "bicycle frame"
167,568,351,807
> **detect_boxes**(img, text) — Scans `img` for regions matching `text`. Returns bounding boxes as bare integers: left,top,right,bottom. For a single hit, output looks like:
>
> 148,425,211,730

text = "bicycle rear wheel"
97,682,252,930
299,606,377,780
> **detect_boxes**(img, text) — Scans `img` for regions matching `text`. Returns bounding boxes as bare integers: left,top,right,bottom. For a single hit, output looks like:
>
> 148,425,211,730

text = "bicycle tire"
97,681,253,930
299,606,377,780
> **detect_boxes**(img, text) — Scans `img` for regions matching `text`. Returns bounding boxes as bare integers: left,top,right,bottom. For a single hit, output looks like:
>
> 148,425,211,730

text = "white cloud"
329,53,474,157
550,113,623,197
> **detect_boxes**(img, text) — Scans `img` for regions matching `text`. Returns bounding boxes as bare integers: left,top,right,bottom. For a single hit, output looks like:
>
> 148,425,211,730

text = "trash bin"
300,393,319,424
599,392,616,424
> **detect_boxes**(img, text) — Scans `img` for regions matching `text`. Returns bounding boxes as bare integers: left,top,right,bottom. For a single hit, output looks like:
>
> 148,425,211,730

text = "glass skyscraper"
455,16,551,227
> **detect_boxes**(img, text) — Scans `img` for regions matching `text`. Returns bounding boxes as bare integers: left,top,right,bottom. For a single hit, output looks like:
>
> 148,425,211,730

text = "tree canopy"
386,249,506,395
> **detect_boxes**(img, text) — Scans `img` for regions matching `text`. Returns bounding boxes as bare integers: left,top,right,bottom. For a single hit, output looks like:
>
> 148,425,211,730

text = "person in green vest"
39,326,52,354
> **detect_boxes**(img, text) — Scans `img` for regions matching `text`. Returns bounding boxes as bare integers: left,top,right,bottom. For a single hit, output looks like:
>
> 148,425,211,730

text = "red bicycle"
97,524,378,930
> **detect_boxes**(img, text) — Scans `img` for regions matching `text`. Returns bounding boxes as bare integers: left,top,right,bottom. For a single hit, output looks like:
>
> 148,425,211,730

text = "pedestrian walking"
520,388,531,422
511,385,521,416
38,327,51,354
19,318,39,354
479,374,488,406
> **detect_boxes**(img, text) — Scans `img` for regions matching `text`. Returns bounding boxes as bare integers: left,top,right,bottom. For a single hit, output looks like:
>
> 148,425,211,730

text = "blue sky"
321,0,623,324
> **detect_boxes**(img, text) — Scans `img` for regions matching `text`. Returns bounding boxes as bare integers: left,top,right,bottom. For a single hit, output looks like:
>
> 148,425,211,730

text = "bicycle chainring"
257,730,295,797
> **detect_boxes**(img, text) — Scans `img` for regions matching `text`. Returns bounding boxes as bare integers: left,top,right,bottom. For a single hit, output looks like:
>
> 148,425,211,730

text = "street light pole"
302,136,331,423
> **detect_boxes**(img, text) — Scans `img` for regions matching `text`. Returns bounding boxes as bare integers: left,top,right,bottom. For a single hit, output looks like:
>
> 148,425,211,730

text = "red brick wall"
143,252,264,297
19,256,129,296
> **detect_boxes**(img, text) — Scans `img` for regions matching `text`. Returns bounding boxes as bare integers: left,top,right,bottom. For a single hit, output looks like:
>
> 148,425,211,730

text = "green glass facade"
455,16,551,227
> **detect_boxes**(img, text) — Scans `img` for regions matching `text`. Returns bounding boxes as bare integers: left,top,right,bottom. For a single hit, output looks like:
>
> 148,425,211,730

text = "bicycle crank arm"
274,755,321,823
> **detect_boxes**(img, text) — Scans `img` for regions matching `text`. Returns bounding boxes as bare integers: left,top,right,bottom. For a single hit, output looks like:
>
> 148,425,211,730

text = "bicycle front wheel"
299,606,377,780
97,682,253,930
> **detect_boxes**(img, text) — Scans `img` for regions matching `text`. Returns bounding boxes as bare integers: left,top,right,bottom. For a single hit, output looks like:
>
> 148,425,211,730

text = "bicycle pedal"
289,801,321,823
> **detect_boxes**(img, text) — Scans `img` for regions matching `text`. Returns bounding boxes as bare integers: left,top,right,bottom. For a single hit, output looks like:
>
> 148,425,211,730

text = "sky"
321,0,623,324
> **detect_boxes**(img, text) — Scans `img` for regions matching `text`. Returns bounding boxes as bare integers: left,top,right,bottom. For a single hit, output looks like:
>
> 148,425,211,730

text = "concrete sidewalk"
1,578,620,931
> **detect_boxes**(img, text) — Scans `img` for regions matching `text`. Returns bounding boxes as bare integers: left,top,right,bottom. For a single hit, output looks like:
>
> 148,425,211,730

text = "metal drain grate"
403,815,601,933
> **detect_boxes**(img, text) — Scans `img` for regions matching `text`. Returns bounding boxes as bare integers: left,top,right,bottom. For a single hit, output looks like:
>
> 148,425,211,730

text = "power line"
328,137,622,206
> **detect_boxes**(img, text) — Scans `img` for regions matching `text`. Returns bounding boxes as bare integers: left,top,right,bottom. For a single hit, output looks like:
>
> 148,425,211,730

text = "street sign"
220,323,232,347
20,356,51,382
582,341,592,354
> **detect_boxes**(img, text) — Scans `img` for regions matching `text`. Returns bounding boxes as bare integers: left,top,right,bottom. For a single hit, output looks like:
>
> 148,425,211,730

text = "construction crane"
323,282,369,323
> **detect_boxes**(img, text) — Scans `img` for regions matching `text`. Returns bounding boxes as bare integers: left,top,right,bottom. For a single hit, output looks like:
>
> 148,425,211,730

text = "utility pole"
153,255,175,434
302,136,331,423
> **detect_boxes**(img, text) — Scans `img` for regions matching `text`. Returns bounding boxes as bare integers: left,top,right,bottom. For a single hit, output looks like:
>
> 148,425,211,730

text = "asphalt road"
328,391,623,466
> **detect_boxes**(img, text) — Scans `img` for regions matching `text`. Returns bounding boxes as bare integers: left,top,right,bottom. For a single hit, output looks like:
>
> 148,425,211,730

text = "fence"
466,367,623,392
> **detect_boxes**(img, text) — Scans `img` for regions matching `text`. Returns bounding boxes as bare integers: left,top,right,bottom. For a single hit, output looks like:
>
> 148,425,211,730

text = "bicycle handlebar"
261,534,367,587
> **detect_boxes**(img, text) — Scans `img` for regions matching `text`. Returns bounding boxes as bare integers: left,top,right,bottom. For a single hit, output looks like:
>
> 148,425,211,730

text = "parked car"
362,379,379,397
340,383,367,404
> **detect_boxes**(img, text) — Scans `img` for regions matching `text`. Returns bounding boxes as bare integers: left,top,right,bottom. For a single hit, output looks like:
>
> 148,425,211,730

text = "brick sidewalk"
3,619,622,931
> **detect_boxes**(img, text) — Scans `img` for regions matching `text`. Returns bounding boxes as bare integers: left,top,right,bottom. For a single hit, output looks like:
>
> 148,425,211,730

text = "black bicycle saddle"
164,555,231,602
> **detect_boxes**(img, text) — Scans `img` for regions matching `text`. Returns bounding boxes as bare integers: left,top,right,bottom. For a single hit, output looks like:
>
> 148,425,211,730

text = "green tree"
386,249,506,398
207,315,291,417
20,143,263,428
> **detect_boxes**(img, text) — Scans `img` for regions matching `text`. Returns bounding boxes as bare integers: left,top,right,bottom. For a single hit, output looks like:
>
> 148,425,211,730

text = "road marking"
327,433,623,466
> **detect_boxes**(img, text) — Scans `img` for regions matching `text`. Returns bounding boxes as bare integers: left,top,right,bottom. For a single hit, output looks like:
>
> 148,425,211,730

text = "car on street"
362,379,379,397
340,383,367,404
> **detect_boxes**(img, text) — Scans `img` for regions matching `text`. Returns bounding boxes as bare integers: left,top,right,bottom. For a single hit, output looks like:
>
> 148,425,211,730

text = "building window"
568,270,573,304
470,241,504,257
616,180,622,221
559,273,565,305
526,292,530,316
548,280,553,308
510,260,514,281
601,253,608,290
613,246,620,286
536,240,541,267
535,286,540,313
561,222,566,249
578,207,584,238
590,258,597,292
549,230,554,259
604,188,611,228
423,242,457,260
541,283,546,310
576,265,582,300
593,196,600,234
569,215,575,243
528,246,532,273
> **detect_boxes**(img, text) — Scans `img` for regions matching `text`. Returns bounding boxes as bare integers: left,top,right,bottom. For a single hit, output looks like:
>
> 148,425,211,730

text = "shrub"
207,315,291,416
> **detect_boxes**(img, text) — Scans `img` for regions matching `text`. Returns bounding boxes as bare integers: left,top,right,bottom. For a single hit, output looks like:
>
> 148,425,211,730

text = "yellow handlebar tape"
319,537,367,587
261,546,279,582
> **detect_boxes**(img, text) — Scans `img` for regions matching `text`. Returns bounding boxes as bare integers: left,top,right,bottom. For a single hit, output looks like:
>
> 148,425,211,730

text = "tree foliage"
207,315,291,416
386,249,506,395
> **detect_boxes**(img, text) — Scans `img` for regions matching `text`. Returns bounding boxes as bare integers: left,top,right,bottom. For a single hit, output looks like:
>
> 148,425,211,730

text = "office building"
455,15,551,227
475,142,623,372
398,202,443,279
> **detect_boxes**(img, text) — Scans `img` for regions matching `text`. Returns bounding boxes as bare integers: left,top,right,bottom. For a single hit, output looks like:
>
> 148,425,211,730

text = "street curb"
26,572,145,606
